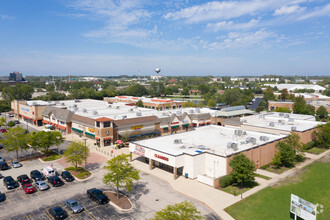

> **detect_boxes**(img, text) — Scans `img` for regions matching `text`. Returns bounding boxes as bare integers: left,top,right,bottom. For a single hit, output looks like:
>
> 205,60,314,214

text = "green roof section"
214,107,254,117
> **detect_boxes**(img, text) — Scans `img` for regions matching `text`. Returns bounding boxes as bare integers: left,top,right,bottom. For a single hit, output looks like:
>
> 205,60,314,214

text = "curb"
70,171,94,182
104,191,134,212
38,156,63,164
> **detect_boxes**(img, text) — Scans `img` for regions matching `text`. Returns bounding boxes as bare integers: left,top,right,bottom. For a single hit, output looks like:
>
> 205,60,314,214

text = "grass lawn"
261,164,291,174
220,182,259,196
65,167,91,179
41,151,62,161
225,160,330,220
255,173,271,180
306,147,327,155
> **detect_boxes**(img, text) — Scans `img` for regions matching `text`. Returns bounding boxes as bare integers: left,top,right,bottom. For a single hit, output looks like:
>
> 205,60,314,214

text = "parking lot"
0,159,219,220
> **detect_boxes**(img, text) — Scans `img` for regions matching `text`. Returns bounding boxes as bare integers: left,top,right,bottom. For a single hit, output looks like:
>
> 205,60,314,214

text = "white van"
42,165,56,178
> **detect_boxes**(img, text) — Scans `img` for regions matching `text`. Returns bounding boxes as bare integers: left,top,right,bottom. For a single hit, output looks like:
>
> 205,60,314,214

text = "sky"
0,0,330,76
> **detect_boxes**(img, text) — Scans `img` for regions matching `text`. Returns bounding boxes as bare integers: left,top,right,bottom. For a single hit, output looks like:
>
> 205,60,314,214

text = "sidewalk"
131,150,330,220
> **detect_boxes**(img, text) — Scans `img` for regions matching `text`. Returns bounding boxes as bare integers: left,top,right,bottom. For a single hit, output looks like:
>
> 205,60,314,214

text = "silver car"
10,161,22,168
65,199,84,213
34,181,50,191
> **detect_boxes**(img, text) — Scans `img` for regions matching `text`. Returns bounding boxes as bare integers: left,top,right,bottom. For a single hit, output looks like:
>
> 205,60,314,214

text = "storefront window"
104,121,111,127
96,121,100,127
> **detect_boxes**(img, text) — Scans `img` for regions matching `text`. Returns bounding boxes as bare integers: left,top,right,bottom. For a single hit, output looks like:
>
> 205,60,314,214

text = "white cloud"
274,5,306,16
206,29,278,50
206,19,260,31
0,15,14,20
297,3,330,20
164,0,308,23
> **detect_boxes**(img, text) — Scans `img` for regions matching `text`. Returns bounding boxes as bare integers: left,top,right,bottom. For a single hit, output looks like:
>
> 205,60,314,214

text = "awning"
85,132,95,137
182,123,190,126
57,125,66,130
22,115,32,120
171,125,180,128
95,137,100,140
72,127,83,133
42,120,50,124
104,137,112,140
45,124,53,128
162,127,168,130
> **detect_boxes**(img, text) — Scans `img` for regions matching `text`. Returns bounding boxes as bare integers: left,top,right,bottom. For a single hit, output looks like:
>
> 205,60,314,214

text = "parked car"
47,176,64,187
65,199,84,213
22,183,35,194
0,161,9,170
0,144,3,149
17,174,31,184
87,188,109,204
42,165,56,178
0,129,7,133
10,161,22,168
3,176,19,189
0,191,5,202
48,207,67,220
61,171,74,182
14,120,20,124
8,113,14,117
34,180,50,191
0,156,4,162
30,170,44,181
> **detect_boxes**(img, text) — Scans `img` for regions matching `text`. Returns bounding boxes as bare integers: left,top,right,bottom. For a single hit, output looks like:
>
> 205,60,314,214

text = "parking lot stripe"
43,210,54,220
83,208,97,220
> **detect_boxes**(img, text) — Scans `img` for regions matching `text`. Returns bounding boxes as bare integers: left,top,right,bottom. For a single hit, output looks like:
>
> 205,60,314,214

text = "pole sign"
290,194,317,220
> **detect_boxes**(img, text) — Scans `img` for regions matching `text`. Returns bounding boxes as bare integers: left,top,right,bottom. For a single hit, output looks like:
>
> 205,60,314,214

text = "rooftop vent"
269,122,275,127
227,142,238,151
174,139,182,144
279,112,284,116
291,126,297,131
176,111,182,115
92,111,98,116
130,108,134,112
278,120,285,125
196,108,201,113
242,131,247,135
122,115,127,119
116,106,120,109
289,118,294,122
136,112,142,116
246,137,257,144
259,115,265,119
284,114,290,118
188,109,194,113
74,99,80,103
260,136,269,142
32,101,37,106
61,103,65,106
162,112,168,116
82,108,87,113
108,104,112,108
242,119,247,123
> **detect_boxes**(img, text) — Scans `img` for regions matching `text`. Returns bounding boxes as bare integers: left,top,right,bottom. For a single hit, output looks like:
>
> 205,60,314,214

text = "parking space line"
43,210,54,220
83,208,97,220
25,215,33,220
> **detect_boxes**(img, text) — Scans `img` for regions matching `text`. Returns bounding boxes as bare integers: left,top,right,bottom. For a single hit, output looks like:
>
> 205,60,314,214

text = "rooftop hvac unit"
260,136,269,141
242,119,247,123
188,109,194,113
227,142,238,151
289,118,294,122
176,111,182,115
279,112,284,116
122,115,127,119
234,130,239,135
242,131,247,135
291,126,297,131
61,103,65,106
92,111,98,116
196,108,201,113
82,108,87,113
278,120,285,125
116,106,120,109
130,108,134,112
284,114,290,118
258,115,265,119
246,137,257,144
74,99,80,103
108,104,112,108
238,130,243,136
174,139,182,144
73,104,77,108
269,122,275,127
136,112,142,116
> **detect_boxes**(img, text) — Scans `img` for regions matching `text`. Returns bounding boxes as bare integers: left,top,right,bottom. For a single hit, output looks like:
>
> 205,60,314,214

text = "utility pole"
83,138,87,169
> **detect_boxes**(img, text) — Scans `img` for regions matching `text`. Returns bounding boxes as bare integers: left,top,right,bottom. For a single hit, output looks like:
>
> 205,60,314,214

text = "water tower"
155,68,161,82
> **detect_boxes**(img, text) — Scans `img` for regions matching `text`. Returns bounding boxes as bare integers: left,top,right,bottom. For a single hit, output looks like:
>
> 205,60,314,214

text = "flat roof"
241,113,323,132
132,125,286,157
49,99,215,120
264,112,315,121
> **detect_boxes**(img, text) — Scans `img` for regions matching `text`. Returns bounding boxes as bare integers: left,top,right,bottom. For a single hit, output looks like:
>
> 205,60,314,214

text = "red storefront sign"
170,122,179,125
134,145,145,156
154,154,169,161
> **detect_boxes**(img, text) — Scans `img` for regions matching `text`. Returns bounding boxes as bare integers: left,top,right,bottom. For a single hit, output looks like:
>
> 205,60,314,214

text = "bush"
302,141,315,151
295,154,305,162
261,164,269,169
219,174,234,188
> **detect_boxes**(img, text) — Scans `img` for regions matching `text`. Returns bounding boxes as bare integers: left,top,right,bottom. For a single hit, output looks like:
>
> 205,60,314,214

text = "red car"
0,129,7,133
22,183,35,194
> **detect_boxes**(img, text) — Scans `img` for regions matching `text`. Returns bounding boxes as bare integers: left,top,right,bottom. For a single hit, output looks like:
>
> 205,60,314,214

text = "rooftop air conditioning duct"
136,112,142,116
279,112,284,116
291,126,297,131
116,106,120,109
122,115,127,119
289,118,294,122
269,122,275,127
246,137,257,144
284,114,290,118
260,136,269,141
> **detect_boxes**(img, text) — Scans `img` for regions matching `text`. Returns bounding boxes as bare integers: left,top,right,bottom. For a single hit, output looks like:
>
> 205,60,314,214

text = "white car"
34,181,50,191
10,161,22,168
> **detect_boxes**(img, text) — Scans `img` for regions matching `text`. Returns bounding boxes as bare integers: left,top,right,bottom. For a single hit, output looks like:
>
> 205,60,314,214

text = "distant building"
265,84,326,93
9,72,23,81
168,78,177,84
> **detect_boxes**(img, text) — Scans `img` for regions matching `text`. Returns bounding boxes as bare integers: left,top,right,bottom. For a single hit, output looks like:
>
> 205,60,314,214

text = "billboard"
290,194,317,220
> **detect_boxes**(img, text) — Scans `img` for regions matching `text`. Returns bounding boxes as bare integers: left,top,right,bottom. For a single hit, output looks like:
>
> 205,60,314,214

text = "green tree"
0,126,29,159
274,107,291,113
183,101,195,108
271,152,282,169
7,120,16,128
152,201,204,220
229,154,256,186
164,87,173,96
293,95,315,115
207,99,216,107
126,84,148,97
182,87,190,97
198,84,210,95
29,131,64,156
312,123,330,149
2,84,34,101
280,89,289,100
0,117,6,126
135,99,143,107
275,141,295,167
64,141,90,171
286,132,303,154
316,106,328,120
103,154,140,198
